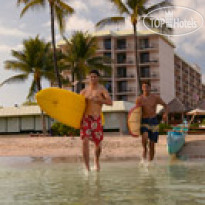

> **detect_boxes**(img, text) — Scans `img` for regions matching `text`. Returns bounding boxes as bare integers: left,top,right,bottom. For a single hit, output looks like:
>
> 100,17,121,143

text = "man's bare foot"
94,161,100,171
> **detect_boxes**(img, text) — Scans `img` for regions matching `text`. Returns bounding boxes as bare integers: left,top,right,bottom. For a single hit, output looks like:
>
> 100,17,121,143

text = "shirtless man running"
80,70,112,171
136,81,168,161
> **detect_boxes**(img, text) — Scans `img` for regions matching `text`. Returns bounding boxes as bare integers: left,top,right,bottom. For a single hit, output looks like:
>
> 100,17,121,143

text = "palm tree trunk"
71,62,75,92
133,23,142,96
72,71,74,92
50,3,62,88
36,76,47,135
77,76,83,93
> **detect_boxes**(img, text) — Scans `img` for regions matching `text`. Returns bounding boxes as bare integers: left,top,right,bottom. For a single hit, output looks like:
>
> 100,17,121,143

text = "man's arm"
157,96,168,121
80,89,86,96
99,88,113,106
136,96,143,107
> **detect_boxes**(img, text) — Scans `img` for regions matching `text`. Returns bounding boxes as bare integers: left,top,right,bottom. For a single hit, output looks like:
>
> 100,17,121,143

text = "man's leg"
148,141,155,161
142,132,148,160
94,144,101,171
82,138,90,171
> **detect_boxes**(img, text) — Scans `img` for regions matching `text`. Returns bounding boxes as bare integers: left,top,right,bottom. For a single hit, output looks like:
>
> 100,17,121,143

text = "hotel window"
140,52,149,63
140,38,149,49
105,81,112,93
103,70,111,77
117,53,126,64
117,67,127,78
104,52,111,58
117,39,126,49
104,38,111,50
117,95,128,101
140,66,150,78
118,81,127,92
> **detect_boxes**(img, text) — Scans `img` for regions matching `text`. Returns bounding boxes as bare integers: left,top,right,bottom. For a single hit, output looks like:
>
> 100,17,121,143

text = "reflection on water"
0,158,204,204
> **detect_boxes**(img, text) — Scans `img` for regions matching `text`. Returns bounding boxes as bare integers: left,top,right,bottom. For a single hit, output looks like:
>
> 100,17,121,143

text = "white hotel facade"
59,30,203,110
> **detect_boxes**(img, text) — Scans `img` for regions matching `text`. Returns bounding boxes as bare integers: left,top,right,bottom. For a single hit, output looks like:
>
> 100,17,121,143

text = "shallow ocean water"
0,157,204,204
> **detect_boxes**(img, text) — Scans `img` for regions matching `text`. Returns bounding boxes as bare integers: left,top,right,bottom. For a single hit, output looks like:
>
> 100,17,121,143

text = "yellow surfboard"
36,87,104,129
127,106,142,137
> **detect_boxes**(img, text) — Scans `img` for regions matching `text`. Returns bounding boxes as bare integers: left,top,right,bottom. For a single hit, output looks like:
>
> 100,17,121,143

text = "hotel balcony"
139,59,159,66
116,59,135,66
175,63,181,69
115,43,134,52
116,87,136,95
101,74,112,81
116,74,135,81
151,87,160,94
140,72,160,80
138,43,158,52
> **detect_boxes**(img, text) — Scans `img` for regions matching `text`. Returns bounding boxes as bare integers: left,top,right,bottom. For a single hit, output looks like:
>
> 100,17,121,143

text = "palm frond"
55,4,65,33
57,0,74,14
96,16,125,29
17,0,30,6
87,56,112,74
10,50,26,62
4,60,30,72
110,0,130,14
20,0,45,17
0,74,29,87
54,1,74,33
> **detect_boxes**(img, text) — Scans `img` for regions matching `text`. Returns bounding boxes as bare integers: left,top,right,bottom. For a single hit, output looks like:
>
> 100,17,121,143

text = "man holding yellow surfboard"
80,70,112,171
136,81,168,162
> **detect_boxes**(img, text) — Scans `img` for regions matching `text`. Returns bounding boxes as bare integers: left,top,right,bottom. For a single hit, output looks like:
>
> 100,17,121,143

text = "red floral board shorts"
80,115,103,146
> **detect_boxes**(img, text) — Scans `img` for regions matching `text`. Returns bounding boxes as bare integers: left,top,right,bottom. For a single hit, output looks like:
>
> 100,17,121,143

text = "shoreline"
0,135,204,161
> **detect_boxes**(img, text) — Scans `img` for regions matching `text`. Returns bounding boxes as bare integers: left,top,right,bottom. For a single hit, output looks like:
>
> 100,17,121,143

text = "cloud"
0,45,13,52
66,15,95,33
0,25,28,37
69,1,88,13
202,74,205,83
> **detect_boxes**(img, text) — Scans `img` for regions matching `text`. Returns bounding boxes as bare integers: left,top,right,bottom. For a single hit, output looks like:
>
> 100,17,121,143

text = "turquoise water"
0,157,204,204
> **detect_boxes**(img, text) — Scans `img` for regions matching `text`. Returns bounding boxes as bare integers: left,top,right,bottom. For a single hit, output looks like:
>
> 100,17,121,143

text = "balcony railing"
151,88,160,93
116,59,134,64
139,43,158,50
117,74,135,78
116,44,127,50
140,73,159,79
117,87,136,93
140,59,158,64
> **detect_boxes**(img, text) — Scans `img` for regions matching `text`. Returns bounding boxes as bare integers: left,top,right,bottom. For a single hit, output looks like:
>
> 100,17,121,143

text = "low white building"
0,103,163,134
0,106,52,134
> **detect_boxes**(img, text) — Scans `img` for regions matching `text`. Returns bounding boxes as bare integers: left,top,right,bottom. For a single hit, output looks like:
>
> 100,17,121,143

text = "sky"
0,0,204,107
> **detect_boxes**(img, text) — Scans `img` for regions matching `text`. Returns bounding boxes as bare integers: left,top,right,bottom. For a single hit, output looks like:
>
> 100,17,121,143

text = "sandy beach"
0,134,204,161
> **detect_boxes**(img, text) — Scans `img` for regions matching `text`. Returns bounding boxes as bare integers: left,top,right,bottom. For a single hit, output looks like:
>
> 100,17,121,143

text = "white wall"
0,119,6,133
158,38,175,103
21,117,35,131
7,117,19,132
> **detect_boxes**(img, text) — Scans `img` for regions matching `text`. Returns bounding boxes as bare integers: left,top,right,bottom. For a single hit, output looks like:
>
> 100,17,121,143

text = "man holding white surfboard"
136,81,168,161
80,70,112,171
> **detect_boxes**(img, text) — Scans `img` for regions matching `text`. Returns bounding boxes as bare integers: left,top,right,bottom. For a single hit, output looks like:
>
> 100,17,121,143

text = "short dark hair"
90,69,100,77
142,81,151,86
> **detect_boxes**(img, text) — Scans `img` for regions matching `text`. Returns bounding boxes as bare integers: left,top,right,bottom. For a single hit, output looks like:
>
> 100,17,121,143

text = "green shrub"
189,123,199,128
51,122,80,136
201,119,205,125
159,123,172,134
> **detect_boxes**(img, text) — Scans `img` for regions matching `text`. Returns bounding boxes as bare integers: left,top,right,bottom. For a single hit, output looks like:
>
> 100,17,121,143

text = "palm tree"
0,36,57,134
61,31,112,92
17,0,74,88
96,0,172,95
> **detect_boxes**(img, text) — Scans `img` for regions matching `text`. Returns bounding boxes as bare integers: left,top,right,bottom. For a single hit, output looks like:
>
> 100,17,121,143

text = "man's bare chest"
142,98,157,108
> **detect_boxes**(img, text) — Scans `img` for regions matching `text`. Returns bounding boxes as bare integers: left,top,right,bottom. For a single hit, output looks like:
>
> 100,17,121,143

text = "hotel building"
58,30,203,110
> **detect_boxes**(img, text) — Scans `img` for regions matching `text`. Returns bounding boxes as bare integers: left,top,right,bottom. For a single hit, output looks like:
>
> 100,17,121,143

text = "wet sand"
0,135,204,161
